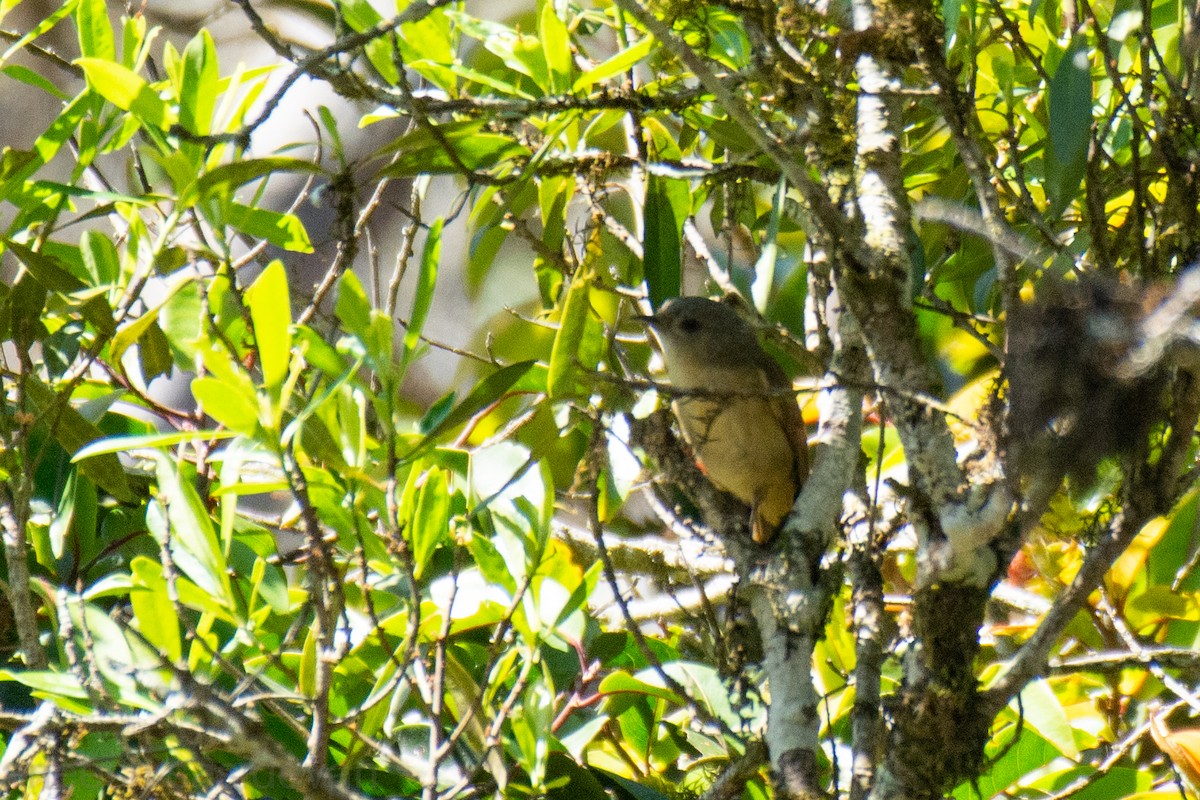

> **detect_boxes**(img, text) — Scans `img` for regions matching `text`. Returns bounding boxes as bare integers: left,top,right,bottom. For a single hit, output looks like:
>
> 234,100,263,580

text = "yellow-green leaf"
547,269,592,399
247,260,292,396
76,57,174,129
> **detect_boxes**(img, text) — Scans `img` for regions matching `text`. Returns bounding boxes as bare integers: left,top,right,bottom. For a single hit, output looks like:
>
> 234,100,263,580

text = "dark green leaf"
401,360,537,462
25,376,136,502
5,238,84,293
419,391,458,435
137,319,173,382
643,176,686,309
149,454,233,606
1045,36,1092,217
593,768,672,800
2,64,71,100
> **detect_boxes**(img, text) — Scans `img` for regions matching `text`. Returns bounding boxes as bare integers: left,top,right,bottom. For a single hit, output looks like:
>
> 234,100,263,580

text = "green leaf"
75,0,115,62
376,121,531,177
317,106,345,166
540,0,572,93
179,29,217,136
411,468,451,581
130,557,183,661
49,466,96,562
438,61,535,99
181,158,325,207
401,218,443,372
1,1,75,69
158,279,205,360
335,270,372,340
943,0,962,52
1045,35,1092,217
574,37,653,92
1,64,70,99
149,454,233,607
2,93,85,195
643,176,686,309
24,376,136,502
598,670,683,704
337,0,399,83
5,238,84,293
0,670,87,700
292,329,349,384
593,768,673,800
74,429,237,460
6,271,46,346
246,260,292,396
750,177,786,312
222,201,313,252
110,304,163,367
447,12,543,81
952,719,1058,798
1026,766,1150,800
298,625,317,697
548,268,592,399
241,545,289,614
80,229,119,286
468,531,517,593
75,57,175,130
192,376,260,434
139,321,171,382
2,240,117,337
656,662,738,725
402,360,537,462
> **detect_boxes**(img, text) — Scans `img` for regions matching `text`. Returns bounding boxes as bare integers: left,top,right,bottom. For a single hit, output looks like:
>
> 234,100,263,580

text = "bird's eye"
680,316,702,333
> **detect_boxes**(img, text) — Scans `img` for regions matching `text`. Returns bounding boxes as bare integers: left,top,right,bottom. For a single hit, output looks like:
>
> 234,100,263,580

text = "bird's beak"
633,313,657,327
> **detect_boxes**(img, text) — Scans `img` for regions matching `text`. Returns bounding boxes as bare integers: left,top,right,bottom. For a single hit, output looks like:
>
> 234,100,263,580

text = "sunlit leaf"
179,28,217,136
130,557,183,662
574,37,653,92
75,0,115,64
246,260,292,397
548,268,592,399
223,201,313,252
539,0,572,94
76,57,175,130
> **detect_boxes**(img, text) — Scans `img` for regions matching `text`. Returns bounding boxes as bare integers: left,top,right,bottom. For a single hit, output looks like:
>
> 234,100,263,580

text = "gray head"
639,296,762,377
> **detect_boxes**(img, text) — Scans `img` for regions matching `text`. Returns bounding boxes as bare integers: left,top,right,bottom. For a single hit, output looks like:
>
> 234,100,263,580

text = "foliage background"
0,0,1198,799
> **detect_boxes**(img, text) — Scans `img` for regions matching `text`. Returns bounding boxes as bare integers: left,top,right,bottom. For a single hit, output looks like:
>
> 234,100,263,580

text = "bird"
639,296,808,543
